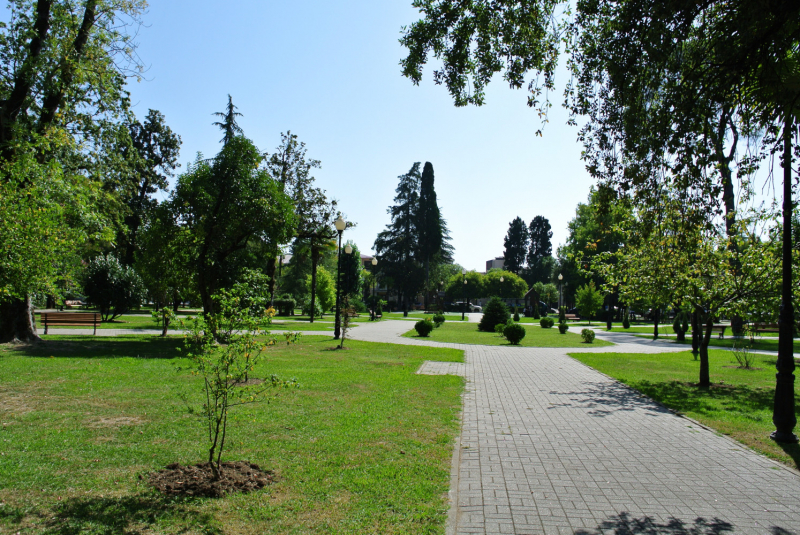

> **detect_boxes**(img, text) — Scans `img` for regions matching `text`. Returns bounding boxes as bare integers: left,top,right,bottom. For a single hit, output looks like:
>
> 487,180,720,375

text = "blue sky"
126,2,596,271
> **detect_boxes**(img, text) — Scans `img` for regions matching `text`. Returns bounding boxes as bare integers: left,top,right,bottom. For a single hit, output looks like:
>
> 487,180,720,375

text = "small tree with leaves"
575,281,603,326
179,289,298,481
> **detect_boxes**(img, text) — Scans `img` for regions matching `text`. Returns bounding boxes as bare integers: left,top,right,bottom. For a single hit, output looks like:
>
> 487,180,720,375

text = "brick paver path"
350,320,800,534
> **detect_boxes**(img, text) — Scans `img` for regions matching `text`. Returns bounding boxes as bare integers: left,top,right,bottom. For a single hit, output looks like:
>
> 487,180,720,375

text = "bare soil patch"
147,461,274,498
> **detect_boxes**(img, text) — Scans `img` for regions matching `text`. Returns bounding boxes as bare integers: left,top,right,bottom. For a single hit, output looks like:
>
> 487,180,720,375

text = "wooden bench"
749,323,779,339
39,312,101,335
710,324,727,339
564,314,580,321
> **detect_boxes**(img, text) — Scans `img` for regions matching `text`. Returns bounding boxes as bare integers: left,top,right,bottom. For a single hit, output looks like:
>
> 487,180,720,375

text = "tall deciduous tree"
503,217,529,274
0,0,147,342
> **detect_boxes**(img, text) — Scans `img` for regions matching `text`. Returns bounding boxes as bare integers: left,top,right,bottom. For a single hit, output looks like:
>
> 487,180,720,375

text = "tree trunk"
652,308,660,339
266,252,278,306
606,292,614,331
698,317,713,388
309,247,319,323
691,306,700,355
0,296,41,343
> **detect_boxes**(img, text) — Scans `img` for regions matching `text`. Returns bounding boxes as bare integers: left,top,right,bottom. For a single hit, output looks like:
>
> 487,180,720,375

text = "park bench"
749,322,779,338
710,324,727,339
564,314,580,321
39,312,101,335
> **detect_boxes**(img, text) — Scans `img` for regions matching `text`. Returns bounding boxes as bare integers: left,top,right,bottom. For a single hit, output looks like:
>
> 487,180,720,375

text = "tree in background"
374,163,424,315
83,255,146,321
212,95,244,145
170,130,295,317
484,270,527,299
503,217,529,274
575,281,603,326
525,216,554,284
0,0,147,342
416,162,453,309
305,266,335,317
340,240,364,300
114,109,182,266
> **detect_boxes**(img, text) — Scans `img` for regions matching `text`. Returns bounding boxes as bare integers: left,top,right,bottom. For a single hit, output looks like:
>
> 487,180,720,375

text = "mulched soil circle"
148,461,274,498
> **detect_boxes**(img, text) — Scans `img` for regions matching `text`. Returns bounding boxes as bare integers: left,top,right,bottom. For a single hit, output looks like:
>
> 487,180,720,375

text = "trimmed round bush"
513,311,520,322
495,323,506,336
558,323,569,334
478,297,511,332
432,313,445,327
581,328,596,343
540,317,555,329
503,323,526,345
415,318,434,337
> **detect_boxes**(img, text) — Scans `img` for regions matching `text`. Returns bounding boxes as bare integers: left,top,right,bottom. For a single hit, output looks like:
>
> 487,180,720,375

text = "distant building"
486,256,505,272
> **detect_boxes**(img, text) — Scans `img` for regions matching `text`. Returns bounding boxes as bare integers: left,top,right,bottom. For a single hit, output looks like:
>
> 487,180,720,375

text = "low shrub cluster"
415,318,434,337
503,323,526,345
540,317,554,329
581,329,596,343
432,313,446,327
558,323,569,334
478,297,510,332
274,297,296,316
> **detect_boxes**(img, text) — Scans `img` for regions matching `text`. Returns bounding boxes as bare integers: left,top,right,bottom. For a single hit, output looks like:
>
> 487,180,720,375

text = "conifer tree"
503,217,529,274
416,162,452,309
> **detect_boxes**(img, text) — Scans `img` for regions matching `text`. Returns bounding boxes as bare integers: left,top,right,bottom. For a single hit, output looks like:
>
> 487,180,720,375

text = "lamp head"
344,244,353,254
462,268,467,275
558,273,563,281
371,257,377,266
500,276,504,282
334,216,346,232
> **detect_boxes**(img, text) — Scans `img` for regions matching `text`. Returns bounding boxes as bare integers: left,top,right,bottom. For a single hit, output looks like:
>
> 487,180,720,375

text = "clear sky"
125,1,596,271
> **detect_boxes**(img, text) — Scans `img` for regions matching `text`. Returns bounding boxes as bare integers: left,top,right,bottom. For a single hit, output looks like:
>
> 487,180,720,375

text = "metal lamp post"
461,269,467,321
558,273,563,310
333,216,346,340
371,257,378,321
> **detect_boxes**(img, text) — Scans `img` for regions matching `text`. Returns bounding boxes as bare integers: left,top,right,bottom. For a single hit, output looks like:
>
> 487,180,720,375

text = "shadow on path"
574,512,736,535
547,381,673,418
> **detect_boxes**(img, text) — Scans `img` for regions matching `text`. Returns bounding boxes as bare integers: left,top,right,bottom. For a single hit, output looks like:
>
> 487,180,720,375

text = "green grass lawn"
0,335,464,534
403,321,613,348
631,334,800,352
380,312,466,322
569,349,800,470
38,314,340,332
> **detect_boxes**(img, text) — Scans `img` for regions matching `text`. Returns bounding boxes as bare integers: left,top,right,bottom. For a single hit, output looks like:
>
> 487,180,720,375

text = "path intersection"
348,320,800,535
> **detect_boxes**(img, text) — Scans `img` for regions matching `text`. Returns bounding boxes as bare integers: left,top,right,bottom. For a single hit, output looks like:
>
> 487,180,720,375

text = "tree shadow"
2,337,183,360
574,512,738,534
547,381,673,417
630,380,774,418
40,493,221,535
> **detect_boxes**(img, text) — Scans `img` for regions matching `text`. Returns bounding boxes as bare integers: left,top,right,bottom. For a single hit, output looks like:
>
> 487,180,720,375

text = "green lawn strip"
402,321,613,348
0,335,464,534
568,349,800,470
631,334,799,352
43,315,338,332
380,313,466,322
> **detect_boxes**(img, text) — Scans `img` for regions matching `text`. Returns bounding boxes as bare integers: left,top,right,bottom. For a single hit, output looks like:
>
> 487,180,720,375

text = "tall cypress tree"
374,163,424,316
503,217,529,274
212,95,244,145
416,162,452,308
526,215,553,284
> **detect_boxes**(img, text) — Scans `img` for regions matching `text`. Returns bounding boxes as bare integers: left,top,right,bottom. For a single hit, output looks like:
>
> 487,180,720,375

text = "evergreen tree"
416,162,453,309
503,217,529,274
526,215,554,284
374,163,424,316
212,95,244,145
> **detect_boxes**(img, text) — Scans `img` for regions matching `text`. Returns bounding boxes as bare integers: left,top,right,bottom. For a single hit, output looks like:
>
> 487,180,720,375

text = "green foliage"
484,269,528,298
231,269,273,317
478,297,510,332
444,270,485,300
350,297,368,314
433,313,445,327
622,310,631,329
83,255,146,321
541,283,558,308
179,291,298,479
340,241,364,297
558,322,569,334
495,323,506,336
559,306,566,323
150,307,176,337
415,318,435,337
581,329,596,343
540,317,555,328
503,322,526,344
274,296,297,316
575,281,604,325
301,299,323,319
513,311,521,322
305,265,336,315
503,217,529,274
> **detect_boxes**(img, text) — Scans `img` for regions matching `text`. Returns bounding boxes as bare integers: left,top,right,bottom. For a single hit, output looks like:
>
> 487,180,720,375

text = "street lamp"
558,273,563,310
371,257,378,321
462,269,467,321
334,216,346,340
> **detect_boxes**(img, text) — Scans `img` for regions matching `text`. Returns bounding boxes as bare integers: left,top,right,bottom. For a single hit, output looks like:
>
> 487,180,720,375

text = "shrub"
478,296,511,332
350,297,368,313
533,305,541,319
495,323,506,336
415,318,434,337
558,323,569,334
503,323,526,345
301,298,323,318
581,329,596,343
622,310,630,329
274,296,296,316
540,317,554,328
559,306,566,323
513,311,520,322
84,255,146,321
432,313,446,327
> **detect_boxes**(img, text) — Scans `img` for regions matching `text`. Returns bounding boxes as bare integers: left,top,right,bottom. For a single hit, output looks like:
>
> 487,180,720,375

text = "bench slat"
38,312,101,335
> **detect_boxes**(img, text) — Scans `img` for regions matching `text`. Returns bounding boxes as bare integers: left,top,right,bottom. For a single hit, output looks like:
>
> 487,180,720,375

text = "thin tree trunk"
606,292,614,331
691,306,700,355
266,253,278,306
0,296,40,343
309,247,319,323
652,308,660,340
699,317,714,388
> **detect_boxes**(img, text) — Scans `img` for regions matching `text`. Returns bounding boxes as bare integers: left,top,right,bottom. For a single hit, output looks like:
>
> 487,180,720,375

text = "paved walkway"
348,320,800,534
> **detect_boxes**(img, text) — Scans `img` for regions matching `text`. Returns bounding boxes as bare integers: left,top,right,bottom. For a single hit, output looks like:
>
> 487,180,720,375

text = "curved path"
349,320,800,535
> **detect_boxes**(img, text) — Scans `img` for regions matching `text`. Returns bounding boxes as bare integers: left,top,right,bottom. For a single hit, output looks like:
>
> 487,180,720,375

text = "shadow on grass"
41,494,220,535
574,512,736,534
3,336,184,360
548,381,673,417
